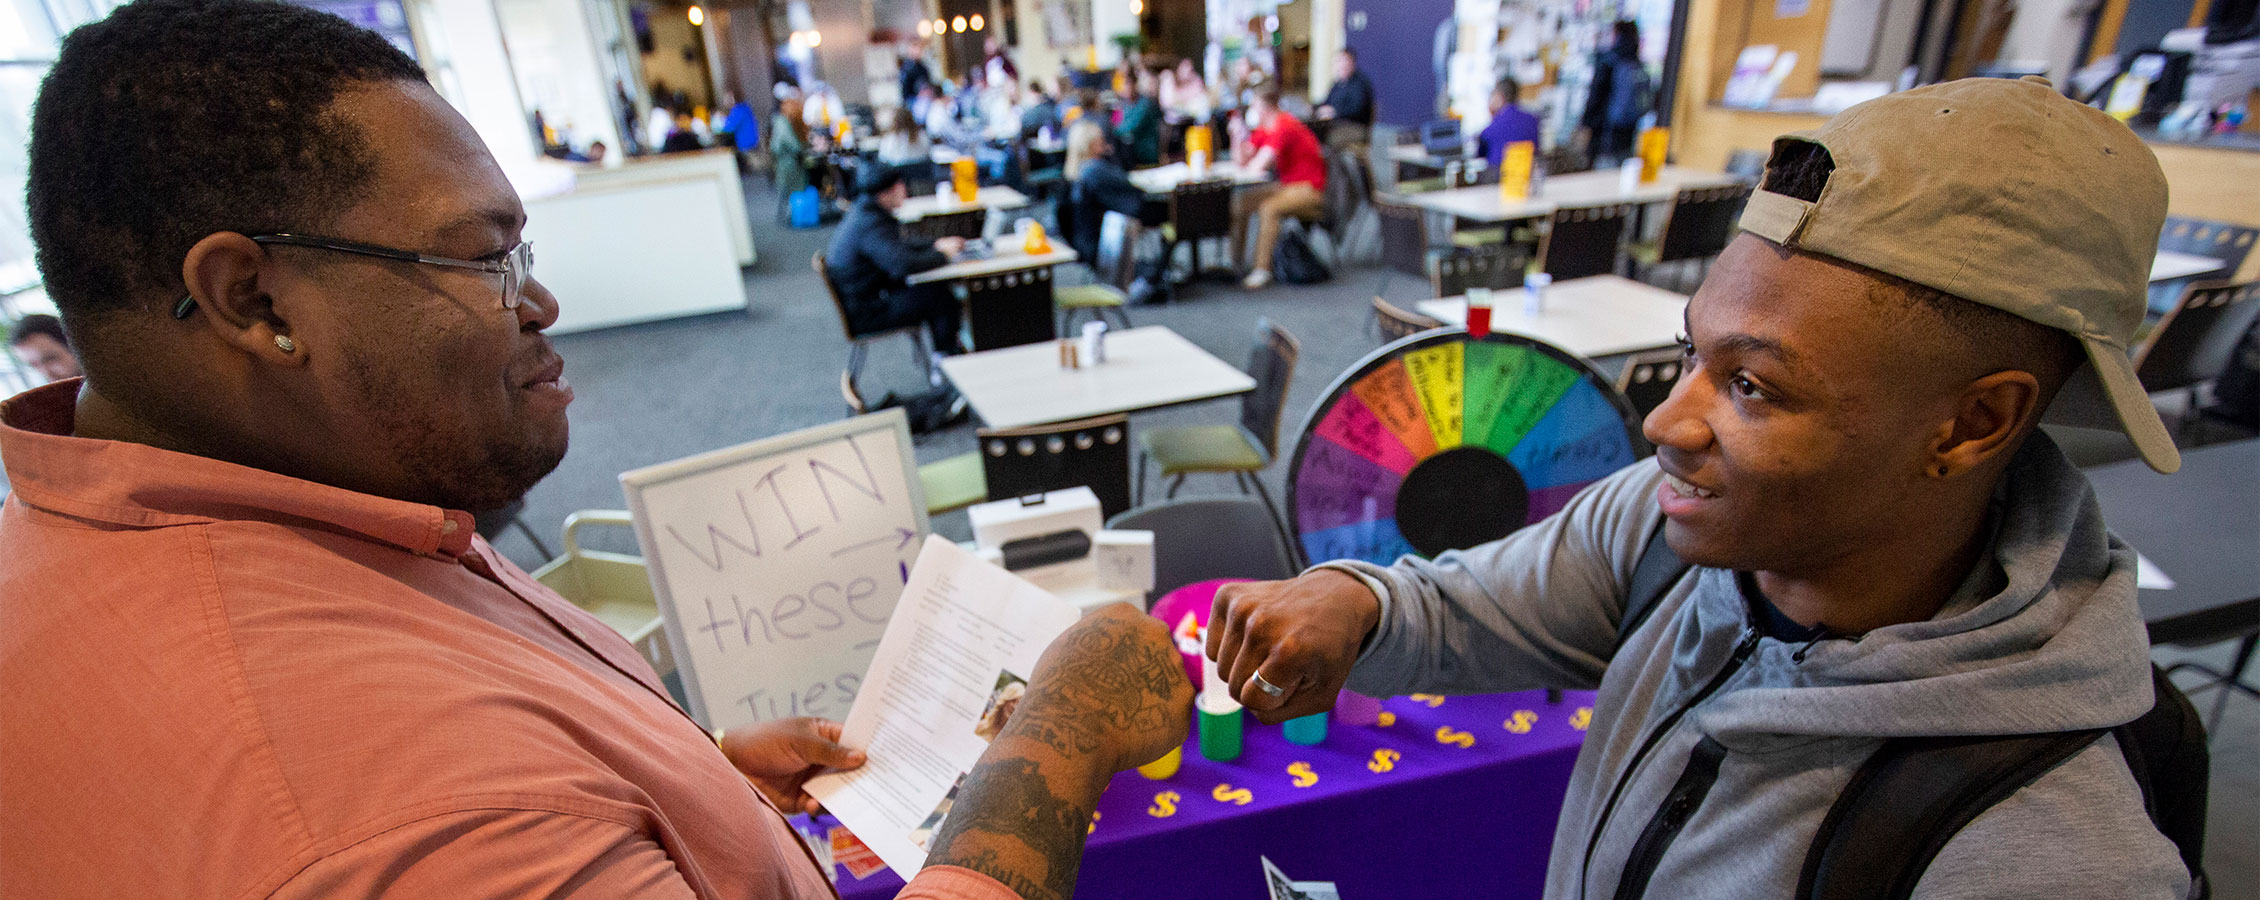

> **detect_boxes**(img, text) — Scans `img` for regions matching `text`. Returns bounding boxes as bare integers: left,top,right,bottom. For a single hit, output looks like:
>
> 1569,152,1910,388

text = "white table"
1127,161,1269,195
905,246,1078,285
2151,250,2228,283
1416,275,1691,360
1402,166,1742,224
896,186,1032,223
939,326,1257,429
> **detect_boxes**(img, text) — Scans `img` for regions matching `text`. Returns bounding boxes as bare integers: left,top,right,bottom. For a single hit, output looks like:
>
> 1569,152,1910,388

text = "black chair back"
1541,203,1635,281
980,414,1134,519
1430,244,1527,297
962,267,1058,350
1169,178,1234,242
1374,197,1431,279
1105,497,1298,603
1240,319,1301,459
1095,211,1143,289
906,208,985,242
2159,217,2259,276
1615,348,1686,420
2136,280,2260,394
1654,184,1752,265
1372,296,1443,342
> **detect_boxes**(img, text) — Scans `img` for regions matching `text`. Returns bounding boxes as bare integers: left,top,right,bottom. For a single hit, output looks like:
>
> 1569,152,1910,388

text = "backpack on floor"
1616,526,2211,900
787,187,822,229
1274,223,1331,285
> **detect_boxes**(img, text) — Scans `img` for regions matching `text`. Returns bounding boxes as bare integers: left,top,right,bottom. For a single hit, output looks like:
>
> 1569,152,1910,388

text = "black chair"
980,413,1134,520
1136,319,1299,538
1375,196,1433,281
1538,203,1637,281
1106,497,1299,605
905,208,986,243
814,253,934,405
1614,347,1686,422
1630,184,1752,291
2158,216,2258,275
961,266,1058,350
1161,178,1234,301
1430,243,1527,298
1372,296,1444,343
1055,211,1138,334
2134,280,2260,430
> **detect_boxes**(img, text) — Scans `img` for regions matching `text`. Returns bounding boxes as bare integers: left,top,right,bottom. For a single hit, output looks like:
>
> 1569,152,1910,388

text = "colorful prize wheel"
1287,330,1645,566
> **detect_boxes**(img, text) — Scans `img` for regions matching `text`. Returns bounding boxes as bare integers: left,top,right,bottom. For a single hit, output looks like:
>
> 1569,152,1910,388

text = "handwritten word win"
664,434,893,571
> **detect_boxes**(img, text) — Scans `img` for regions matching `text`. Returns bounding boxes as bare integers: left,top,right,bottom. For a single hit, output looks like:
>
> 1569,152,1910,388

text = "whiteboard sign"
621,409,930,730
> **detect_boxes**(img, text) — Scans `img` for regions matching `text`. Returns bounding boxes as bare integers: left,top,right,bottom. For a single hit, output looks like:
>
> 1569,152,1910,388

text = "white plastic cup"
1523,271,1552,316
1618,158,1642,193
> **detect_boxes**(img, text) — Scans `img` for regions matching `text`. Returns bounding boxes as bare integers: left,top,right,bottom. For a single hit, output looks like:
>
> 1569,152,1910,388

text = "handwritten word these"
694,578,890,654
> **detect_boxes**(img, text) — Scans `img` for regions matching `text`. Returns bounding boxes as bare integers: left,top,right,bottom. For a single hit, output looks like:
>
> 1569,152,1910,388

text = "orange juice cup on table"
950,157,978,203
1499,140,1534,201
1638,127,1669,183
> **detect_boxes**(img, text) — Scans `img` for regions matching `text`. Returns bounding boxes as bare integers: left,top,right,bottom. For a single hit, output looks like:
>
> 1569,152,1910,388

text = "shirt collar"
0,380,476,559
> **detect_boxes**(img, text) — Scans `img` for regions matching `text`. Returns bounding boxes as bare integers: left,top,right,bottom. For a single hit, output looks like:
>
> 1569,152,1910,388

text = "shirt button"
441,519,459,535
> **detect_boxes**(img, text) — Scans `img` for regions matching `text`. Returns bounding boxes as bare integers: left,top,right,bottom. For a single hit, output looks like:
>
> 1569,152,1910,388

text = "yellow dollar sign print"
1089,810,1100,834
1435,726,1476,748
1570,707,1593,731
1377,711,1397,727
1212,783,1254,805
1146,792,1180,818
1367,748,1401,773
1408,693,1446,707
1287,761,1318,788
1504,710,1538,734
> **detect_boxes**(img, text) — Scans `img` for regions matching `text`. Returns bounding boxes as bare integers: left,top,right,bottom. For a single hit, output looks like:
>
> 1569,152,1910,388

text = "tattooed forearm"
924,753,1097,900
1000,626,1185,760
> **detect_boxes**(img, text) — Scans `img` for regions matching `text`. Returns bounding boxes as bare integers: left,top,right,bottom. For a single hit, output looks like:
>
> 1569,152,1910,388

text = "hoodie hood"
1689,432,2155,742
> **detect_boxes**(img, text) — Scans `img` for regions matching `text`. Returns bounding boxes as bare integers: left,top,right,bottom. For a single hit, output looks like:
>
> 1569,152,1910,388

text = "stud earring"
274,335,296,353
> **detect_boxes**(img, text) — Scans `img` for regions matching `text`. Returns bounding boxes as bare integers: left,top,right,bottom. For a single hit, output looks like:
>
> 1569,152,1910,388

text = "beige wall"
640,4,713,109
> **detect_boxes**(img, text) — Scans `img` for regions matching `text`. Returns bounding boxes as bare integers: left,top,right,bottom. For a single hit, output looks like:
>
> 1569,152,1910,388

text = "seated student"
1476,77,1540,169
1227,89,1327,290
876,106,933,166
1313,48,1375,152
825,166,968,355
1207,77,2196,898
0,3,1192,897
1113,68,1163,168
1019,81,1061,142
8,313,81,384
1063,120,1150,263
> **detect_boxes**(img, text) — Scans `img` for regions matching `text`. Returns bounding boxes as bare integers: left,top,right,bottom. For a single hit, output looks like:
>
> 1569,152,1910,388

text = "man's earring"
274,335,296,353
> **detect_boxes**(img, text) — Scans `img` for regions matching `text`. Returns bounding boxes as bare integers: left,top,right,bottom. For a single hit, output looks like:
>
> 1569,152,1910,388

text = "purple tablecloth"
811,689,1592,899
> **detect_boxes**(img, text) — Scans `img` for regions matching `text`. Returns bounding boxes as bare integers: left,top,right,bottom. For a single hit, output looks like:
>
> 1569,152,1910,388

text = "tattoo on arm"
923,755,1093,900
993,626,1183,759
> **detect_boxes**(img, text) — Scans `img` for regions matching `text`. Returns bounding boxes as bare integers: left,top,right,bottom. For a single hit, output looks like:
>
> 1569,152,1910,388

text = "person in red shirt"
0,2,1191,898
1229,89,1330,289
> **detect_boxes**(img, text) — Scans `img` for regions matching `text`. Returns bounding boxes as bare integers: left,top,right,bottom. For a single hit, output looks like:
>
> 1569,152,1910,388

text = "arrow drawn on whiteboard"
832,527,917,557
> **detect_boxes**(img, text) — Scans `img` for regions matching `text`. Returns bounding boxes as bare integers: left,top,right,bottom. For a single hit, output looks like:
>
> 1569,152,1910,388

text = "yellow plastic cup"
1136,745,1183,780
1639,127,1669,183
1500,140,1534,201
951,157,978,203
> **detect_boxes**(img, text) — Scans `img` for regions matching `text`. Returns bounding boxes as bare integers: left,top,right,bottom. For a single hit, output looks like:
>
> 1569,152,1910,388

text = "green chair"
1136,320,1299,534
1056,211,1138,334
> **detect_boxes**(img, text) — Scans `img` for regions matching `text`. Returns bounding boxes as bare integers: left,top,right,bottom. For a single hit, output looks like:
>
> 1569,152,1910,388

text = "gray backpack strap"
1615,521,1688,655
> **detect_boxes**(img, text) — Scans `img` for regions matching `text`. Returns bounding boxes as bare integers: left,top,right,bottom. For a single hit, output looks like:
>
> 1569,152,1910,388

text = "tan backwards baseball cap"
1738,75,2179,474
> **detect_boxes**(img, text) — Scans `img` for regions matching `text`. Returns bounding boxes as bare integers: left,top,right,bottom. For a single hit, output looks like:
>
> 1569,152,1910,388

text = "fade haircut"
26,0,425,335
1759,142,2084,403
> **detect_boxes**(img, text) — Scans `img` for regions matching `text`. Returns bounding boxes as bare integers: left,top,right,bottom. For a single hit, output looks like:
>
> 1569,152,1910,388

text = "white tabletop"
2151,250,2228,283
1386,144,1479,168
939,326,1257,429
906,245,1078,285
896,186,1032,223
1417,275,1691,359
1127,161,1268,195
1402,166,1742,224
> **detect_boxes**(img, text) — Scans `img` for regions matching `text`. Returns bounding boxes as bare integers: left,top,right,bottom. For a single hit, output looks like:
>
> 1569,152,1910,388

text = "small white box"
1094,529,1155,593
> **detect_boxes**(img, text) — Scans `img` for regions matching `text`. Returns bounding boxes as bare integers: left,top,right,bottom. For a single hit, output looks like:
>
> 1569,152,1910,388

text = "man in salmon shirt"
1228,89,1330,290
0,2,1190,899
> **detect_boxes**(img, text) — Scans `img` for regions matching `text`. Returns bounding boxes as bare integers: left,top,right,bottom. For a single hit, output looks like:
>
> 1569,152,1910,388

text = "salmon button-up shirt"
0,381,1010,900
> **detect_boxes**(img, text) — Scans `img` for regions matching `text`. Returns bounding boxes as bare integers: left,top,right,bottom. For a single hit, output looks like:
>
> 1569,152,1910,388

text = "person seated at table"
1,3,1194,898
1113,68,1163,168
1160,58,1212,125
1020,81,1061,142
1476,76,1540,169
1204,77,2195,898
1227,89,1327,290
1314,47,1375,152
876,106,933,167
8,313,82,384
659,111,705,153
826,166,970,356
1062,121,1152,264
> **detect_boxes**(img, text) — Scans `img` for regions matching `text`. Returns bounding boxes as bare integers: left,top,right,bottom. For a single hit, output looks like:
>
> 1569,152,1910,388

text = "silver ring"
1248,670,1288,698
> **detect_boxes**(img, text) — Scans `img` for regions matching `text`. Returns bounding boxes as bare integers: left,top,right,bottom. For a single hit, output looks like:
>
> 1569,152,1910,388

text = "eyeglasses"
171,233,535,319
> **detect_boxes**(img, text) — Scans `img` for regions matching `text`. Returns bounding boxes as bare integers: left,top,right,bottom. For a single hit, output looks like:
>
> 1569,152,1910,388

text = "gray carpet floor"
501,178,2252,894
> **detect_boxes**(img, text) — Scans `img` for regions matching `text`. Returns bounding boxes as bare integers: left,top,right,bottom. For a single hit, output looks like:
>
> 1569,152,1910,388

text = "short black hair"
27,0,425,331
1496,77,1522,104
861,164,908,196
9,313,67,348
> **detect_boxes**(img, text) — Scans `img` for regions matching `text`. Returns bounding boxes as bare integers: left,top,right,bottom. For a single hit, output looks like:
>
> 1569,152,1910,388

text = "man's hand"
1207,569,1381,724
718,717,866,815
934,235,968,256
923,604,1191,900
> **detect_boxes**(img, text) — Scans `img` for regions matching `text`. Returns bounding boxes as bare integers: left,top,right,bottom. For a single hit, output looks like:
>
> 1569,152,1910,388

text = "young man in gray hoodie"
1206,77,2197,898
